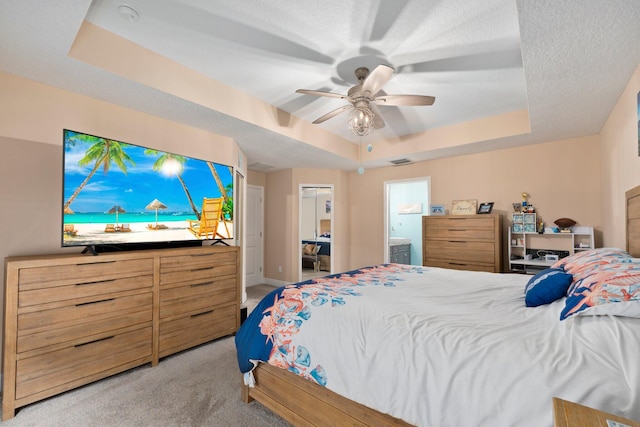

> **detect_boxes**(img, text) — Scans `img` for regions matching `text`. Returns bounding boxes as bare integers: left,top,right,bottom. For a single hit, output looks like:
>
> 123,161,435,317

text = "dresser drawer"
15,326,152,400
425,260,496,273
17,258,153,292
159,304,237,358
19,274,153,309
423,216,496,240
160,276,236,305
160,287,236,321
160,251,237,273
17,291,152,353
423,240,496,265
160,264,237,288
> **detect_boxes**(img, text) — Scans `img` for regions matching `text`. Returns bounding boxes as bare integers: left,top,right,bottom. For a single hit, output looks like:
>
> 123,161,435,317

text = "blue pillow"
525,268,573,307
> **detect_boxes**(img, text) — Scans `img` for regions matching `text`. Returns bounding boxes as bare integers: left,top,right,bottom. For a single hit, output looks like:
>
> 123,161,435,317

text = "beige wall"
0,72,245,357
347,135,602,270
600,65,640,248
259,134,602,283
263,169,350,284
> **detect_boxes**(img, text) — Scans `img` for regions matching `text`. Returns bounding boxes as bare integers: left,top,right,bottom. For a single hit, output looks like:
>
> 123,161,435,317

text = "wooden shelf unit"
3,245,240,420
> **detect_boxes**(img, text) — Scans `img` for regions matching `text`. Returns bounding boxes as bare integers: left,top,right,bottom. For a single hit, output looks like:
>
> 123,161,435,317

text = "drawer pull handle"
78,260,116,266
191,310,214,318
191,267,214,272
75,336,114,347
75,279,115,286
191,253,214,257
448,240,466,243
448,229,467,231
191,282,214,288
450,262,467,266
76,298,115,307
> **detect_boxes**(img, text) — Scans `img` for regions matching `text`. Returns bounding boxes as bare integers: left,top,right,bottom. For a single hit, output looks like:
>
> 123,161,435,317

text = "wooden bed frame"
241,185,640,426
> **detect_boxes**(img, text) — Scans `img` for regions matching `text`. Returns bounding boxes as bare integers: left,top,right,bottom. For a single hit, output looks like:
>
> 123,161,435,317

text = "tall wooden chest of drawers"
3,245,240,420
422,214,502,272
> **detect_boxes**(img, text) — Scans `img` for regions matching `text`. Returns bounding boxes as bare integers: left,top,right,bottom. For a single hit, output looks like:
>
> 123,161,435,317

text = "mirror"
300,186,333,281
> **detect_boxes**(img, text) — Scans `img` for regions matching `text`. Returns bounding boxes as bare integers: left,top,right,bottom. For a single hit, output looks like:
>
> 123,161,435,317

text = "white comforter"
279,265,640,426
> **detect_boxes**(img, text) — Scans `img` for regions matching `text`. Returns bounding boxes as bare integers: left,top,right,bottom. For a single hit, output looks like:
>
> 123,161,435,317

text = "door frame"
383,177,431,264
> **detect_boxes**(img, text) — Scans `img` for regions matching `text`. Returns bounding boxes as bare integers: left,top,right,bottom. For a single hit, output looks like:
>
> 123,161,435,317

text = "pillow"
313,245,321,255
524,268,573,307
560,264,640,320
303,244,316,255
552,248,632,279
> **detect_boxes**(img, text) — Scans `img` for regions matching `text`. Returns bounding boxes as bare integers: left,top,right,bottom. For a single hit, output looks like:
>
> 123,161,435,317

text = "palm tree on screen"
144,149,201,220
63,132,135,211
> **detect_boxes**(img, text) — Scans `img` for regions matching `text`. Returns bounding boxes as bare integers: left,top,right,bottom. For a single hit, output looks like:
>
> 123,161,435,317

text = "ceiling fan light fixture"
348,106,375,136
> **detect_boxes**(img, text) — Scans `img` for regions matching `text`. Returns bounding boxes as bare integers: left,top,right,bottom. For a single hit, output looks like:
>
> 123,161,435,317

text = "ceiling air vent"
389,158,413,166
248,162,274,171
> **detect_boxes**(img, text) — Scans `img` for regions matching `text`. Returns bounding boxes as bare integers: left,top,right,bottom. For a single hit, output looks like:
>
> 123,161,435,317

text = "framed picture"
477,202,494,214
512,202,522,213
451,199,478,215
429,204,446,215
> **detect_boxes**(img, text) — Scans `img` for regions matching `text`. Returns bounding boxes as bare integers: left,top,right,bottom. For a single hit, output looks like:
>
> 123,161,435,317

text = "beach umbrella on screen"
108,205,125,226
64,206,74,214
145,199,167,227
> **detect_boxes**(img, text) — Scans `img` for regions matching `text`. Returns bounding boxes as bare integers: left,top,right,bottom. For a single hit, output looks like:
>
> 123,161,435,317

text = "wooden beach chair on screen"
63,224,77,236
188,197,225,239
104,224,116,233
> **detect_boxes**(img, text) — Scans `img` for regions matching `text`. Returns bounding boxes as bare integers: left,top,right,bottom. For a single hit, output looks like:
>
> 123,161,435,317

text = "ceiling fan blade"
370,105,386,129
374,94,435,106
148,3,333,65
312,104,353,124
397,48,522,74
368,0,409,42
362,65,394,96
296,89,350,100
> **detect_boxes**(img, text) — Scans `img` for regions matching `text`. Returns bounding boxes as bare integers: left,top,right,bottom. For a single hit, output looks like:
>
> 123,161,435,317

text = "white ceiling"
1,0,639,172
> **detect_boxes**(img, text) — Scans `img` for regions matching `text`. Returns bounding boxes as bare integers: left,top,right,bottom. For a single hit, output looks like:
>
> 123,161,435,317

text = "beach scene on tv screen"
62,130,233,247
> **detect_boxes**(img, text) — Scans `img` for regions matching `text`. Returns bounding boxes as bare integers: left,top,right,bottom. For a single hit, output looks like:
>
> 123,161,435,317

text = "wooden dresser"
3,245,240,420
422,214,502,272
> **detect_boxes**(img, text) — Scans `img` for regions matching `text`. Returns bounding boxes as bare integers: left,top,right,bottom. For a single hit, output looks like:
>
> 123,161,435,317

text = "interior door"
245,185,264,286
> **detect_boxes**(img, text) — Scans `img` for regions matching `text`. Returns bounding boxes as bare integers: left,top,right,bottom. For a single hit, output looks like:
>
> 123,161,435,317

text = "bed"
235,186,640,426
301,220,331,271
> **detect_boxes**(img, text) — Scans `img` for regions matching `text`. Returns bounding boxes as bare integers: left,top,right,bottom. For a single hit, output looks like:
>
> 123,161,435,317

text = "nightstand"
553,397,640,427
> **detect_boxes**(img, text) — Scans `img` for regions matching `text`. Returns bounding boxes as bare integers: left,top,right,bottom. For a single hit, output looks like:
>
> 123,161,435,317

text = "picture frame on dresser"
451,199,478,215
477,202,494,214
429,204,446,215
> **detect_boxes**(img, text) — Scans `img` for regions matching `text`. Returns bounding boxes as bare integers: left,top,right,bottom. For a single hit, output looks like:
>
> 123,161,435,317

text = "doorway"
384,177,430,265
299,185,333,282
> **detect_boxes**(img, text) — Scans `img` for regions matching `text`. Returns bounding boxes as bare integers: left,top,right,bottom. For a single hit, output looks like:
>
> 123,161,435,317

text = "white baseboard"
264,278,289,288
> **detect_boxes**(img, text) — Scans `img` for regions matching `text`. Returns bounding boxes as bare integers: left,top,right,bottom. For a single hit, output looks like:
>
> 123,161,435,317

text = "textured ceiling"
1,0,639,172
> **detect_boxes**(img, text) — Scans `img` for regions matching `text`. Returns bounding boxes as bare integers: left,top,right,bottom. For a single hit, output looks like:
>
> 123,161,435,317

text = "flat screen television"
62,129,234,253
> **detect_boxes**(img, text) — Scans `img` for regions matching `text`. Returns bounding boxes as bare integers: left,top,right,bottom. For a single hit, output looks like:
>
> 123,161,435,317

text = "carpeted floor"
2,285,291,426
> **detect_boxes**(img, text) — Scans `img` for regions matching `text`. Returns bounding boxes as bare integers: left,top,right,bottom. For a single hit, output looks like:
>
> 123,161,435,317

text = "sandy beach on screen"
64,220,232,246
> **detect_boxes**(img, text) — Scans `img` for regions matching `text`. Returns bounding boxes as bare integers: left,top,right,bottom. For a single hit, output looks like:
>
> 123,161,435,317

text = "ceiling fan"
296,64,435,135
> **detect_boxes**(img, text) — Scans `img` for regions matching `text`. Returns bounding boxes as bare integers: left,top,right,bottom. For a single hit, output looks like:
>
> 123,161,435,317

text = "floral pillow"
552,247,632,280
560,257,640,320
